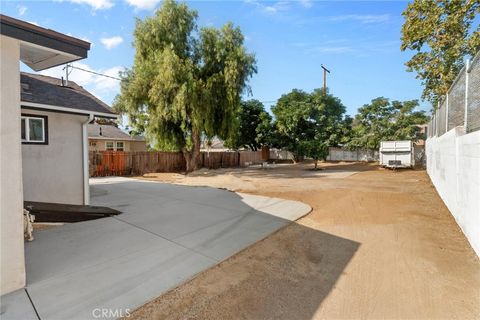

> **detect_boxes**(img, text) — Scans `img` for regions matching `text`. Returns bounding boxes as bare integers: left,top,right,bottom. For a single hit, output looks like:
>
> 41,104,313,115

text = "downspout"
82,114,94,205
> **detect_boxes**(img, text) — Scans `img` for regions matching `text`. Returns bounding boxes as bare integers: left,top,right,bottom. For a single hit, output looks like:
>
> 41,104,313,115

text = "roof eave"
21,101,117,119
1,14,90,71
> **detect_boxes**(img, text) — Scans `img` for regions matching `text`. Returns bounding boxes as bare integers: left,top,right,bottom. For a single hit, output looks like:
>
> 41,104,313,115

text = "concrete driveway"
2,177,310,320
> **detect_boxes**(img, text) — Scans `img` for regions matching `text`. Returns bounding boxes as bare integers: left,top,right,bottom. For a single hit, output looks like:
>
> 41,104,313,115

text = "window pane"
116,142,124,151
21,118,26,140
29,118,44,141
106,142,114,150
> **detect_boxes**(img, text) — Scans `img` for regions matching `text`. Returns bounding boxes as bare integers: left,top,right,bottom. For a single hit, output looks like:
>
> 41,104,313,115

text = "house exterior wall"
89,139,147,152
0,35,26,295
130,140,147,151
89,139,131,151
22,109,87,205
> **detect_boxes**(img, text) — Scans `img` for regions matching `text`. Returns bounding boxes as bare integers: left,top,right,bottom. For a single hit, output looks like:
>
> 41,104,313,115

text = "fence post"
464,59,470,131
445,92,449,132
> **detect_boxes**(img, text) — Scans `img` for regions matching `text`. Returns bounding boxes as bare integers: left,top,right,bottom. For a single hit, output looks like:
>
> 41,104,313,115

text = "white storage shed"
379,141,415,168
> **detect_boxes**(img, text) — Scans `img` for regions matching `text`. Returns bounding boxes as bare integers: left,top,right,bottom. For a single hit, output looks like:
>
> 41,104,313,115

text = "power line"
68,64,121,81
67,64,278,104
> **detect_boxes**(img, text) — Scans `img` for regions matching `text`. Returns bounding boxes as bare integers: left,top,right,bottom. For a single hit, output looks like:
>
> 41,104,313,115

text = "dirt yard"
129,162,480,319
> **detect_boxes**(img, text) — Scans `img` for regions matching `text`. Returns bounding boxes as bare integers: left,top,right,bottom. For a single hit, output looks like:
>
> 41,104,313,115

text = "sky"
1,0,430,121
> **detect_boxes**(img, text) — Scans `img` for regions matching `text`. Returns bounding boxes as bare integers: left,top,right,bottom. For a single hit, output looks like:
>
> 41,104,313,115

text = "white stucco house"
20,72,117,204
0,15,116,295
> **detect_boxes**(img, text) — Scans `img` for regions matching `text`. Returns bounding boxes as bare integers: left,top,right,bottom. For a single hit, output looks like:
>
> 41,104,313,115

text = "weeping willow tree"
113,0,256,172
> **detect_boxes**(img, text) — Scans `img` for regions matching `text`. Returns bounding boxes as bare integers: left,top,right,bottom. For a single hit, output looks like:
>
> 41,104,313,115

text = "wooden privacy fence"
89,151,185,177
89,150,265,177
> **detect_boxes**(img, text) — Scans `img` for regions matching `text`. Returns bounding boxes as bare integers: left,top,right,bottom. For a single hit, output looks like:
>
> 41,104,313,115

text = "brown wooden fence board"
89,150,261,177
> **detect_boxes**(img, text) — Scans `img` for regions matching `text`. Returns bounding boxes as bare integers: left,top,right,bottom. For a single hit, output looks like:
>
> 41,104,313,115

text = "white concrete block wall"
426,128,480,257
327,148,379,162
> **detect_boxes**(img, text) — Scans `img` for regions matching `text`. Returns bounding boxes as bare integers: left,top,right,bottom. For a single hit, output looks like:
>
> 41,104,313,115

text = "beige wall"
89,139,147,152
22,109,87,205
130,140,147,151
0,35,26,294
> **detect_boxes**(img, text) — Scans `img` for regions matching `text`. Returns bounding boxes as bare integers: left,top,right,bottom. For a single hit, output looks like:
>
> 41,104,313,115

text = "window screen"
21,115,47,144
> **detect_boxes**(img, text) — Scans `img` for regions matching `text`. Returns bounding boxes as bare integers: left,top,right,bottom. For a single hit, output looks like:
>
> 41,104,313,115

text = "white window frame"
105,141,114,150
21,115,46,143
116,141,124,151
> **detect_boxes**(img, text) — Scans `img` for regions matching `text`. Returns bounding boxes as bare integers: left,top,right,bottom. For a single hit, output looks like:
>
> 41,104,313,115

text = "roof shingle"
88,124,145,141
20,72,116,116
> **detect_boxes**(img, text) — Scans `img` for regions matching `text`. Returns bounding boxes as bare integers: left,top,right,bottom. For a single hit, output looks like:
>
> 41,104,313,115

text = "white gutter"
82,114,94,205
21,101,118,119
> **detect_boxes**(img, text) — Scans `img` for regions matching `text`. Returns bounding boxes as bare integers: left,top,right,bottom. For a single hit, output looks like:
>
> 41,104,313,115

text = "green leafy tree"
348,97,429,150
271,89,346,163
338,115,354,146
271,89,313,161
301,140,329,169
113,0,256,172
310,89,348,147
401,0,479,104
255,110,275,147
226,99,272,151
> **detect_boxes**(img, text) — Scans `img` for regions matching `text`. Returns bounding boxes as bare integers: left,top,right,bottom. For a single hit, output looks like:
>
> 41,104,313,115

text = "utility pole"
62,64,71,86
321,64,330,94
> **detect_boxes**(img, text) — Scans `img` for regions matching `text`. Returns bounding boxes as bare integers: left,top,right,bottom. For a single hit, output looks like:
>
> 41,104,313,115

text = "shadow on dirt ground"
141,161,379,182
129,162,480,319
126,222,360,320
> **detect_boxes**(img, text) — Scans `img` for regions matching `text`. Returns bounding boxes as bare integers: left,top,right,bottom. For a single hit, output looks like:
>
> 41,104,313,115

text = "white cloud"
26,21,39,26
330,14,391,24
93,66,123,91
66,33,93,46
310,46,355,54
299,0,312,8
60,0,114,10
17,5,27,16
80,37,92,45
299,39,399,57
100,36,124,50
125,0,162,10
245,0,290,15
39,62,94,86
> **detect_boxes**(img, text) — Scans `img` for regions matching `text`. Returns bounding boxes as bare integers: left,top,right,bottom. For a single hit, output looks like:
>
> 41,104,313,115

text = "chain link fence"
448,67,466,130
437,99,447,136
467,53,480,132
427,51,480,138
